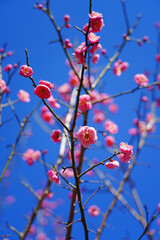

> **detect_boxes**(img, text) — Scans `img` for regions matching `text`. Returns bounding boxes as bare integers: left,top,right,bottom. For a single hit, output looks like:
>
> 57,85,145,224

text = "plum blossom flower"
58,83,71,102
22,149,41,165
51,129,62,143
113,60,129,76
64,38,73,49
92,54,100,64
78,94,92,113
134,74,149,86
155,53,160,62
73,42,87,67
89,11,104,32
88,205,100,217
69,73,79,87
87,32,100,44
40,106,55,125
3,64,12,72
19,65,33,77
47,169,60,184
90,43,102,55
17,89,30,102
76,126,97,148
105,160,119,169
104,120,118,134
39,80,54,89
0,79,7,92
60,168,74,178
34,85,51,99
105,136,115,147
93,109,105,123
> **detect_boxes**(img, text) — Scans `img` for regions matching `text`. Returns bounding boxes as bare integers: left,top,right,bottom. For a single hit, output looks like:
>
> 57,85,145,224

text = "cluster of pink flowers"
104,120,118,134
119,142,133,163
3,63,12,72
64,38,73,49
22,149,41,165
64,14,71,28
105,159,119,169
19,65,33,77
76,126,97,148
113,59,129,76
17,89,30,102
105,135,115,147
73,42,87,67
34,80,54,99
58,83,71,102
47,169,60,184
88,205,100,217
89,11,104,33
40,106,55,125
51,129,62,143
134,73,149,87
78,94,92,113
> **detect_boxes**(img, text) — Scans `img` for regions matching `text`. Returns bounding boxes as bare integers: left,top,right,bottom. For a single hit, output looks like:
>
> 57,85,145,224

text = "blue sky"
0,0,160,239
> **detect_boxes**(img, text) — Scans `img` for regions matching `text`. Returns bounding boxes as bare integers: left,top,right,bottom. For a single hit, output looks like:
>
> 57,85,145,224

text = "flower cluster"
113,59,129,76
119,142,133,163
78,94,92,113
22,149,41,165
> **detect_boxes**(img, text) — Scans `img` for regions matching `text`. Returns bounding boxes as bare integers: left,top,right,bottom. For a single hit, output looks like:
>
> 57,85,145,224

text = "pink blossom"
134,74,149,86
0,79,7,92
69,73,79,87
14,63,18,68
51,129,62,143
89,11,104,33
22,149,41,165
34,84,51,99
119,142,133,163
64,14,70,23
105,136,115,147
101,48,107,55
93,109,105,123
108,103,118,114
141,96,148,102
3,64,12,72
47,169,60,184
65,38,73,49
90,43,102,55
105,160,119,169
58,83,71,102
76,126,97,148
88,205,100,217
38,4,43,10
113,60,129,76
104,120,118,134
5,195,16,204
90,90,100,102
29,225,36,235
79,94,92,112
60,168,74,178
47,95,60,108
39,80,54,89
73,42,87,67
17,89,30,102
88,32,100,44
100,93,113,105
138,121,146,134
92,54,100,64
40,106,55,125
155,53,160,62
128,128,138,136
19,65,33,77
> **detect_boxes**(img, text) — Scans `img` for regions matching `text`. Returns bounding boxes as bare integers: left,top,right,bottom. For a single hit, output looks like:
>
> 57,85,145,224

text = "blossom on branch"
19,65,33,77
76,126,97,148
